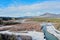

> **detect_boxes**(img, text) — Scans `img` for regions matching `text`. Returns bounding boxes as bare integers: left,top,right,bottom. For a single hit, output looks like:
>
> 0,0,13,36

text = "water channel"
42,25,58,40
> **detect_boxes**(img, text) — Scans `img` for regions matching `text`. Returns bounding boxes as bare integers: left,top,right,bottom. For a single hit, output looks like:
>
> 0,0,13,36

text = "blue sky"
0,0,60,17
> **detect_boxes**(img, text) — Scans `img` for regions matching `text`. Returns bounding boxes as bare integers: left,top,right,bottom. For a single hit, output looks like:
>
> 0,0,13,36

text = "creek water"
42,25,58,40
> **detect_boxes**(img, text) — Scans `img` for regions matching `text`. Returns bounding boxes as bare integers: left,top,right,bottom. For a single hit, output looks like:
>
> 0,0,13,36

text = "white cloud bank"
0,1,60,17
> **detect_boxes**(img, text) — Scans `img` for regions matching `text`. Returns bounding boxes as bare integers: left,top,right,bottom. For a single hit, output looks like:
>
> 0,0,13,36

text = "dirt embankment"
9,23,41,32
0,19,42,32
53,23,60,31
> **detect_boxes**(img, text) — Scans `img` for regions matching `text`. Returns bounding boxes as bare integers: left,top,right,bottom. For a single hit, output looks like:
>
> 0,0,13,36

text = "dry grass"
32,18,60,31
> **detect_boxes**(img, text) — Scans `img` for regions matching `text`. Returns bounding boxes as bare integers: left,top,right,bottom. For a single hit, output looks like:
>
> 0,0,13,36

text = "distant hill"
40,13,60,18
19,13,60,18
0,13,60,19
19,16,35,19
0,17,19,21
0,17,12,20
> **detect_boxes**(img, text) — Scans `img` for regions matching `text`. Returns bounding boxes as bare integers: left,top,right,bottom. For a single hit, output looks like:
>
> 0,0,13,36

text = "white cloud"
0,1,60,17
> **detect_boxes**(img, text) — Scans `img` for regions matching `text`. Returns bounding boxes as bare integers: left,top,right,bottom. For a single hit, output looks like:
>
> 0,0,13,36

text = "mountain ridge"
40,13,60,18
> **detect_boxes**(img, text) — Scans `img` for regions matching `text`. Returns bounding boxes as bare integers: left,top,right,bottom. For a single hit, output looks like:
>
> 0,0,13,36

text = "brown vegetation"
9,23,41,32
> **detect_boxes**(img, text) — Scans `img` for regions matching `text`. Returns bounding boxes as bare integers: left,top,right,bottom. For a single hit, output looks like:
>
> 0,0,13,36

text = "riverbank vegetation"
32,18,60,23
32,18,60,31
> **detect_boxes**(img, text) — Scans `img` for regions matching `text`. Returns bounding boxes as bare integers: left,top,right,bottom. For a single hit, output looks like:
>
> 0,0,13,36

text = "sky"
0,0,60,17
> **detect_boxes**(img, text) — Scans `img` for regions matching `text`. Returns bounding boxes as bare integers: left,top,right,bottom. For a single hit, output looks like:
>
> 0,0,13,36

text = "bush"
0,34,16,40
